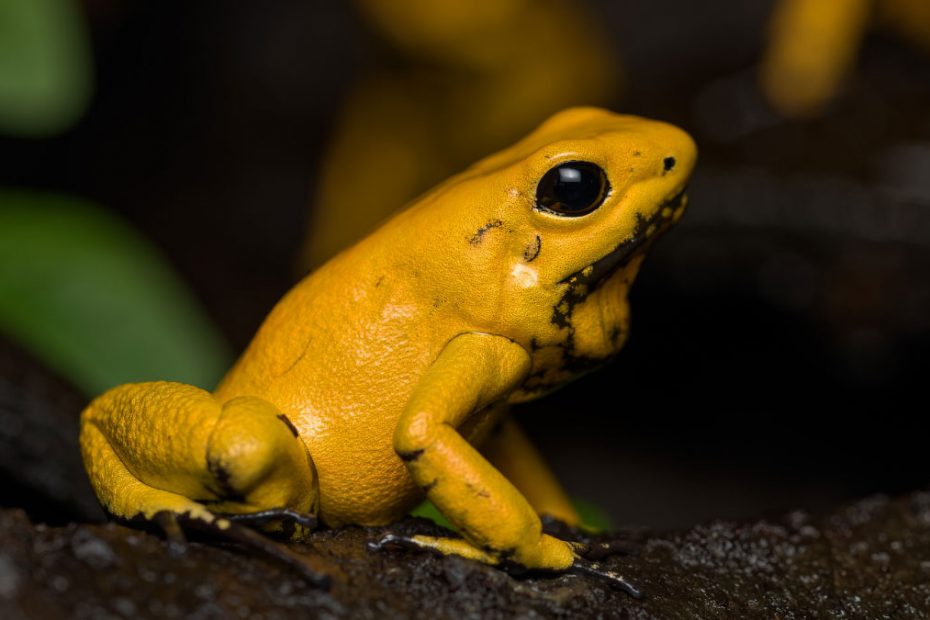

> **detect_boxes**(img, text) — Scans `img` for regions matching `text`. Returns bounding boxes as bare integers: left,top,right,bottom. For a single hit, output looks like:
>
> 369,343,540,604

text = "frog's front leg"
390,333,573,568
387,333,640,595
80,381,318,536
482,417,580,528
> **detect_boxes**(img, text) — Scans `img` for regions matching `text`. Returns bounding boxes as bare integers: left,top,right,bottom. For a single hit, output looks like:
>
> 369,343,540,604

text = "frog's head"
388,107,696,396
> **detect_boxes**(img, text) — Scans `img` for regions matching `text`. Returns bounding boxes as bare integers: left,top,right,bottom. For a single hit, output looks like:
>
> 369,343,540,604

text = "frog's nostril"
663,157,676,173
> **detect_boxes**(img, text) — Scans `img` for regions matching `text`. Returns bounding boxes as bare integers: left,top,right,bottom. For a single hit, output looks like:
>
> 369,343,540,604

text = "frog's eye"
535,161,609,217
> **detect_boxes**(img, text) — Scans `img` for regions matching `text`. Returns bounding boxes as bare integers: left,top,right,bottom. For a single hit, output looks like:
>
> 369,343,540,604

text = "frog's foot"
216,507,318,542
370,533,642,598
200,395,320,540
151,510,330,588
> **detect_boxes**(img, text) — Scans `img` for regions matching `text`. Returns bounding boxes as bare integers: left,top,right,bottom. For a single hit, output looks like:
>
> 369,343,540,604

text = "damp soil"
3,492,930,619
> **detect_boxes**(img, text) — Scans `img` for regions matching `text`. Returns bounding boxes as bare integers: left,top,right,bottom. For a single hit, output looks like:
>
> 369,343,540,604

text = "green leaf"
572,497,614,532
0,0,93,136
409,500,455,531
0,190,233,396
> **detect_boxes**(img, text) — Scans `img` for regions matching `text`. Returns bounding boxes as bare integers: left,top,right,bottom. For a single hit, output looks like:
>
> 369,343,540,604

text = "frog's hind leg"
81,401,328,586
81,414,219,525
80,381,319,537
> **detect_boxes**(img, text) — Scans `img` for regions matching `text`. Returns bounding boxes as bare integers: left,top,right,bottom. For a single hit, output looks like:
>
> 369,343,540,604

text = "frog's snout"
657,124,698,180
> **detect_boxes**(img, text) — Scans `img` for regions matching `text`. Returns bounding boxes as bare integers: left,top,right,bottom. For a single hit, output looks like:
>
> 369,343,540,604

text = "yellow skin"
301,0,617,270
80,107,696,580
762,0,930,118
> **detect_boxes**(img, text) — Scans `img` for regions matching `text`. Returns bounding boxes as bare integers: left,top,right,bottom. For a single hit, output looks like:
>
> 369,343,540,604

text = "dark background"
3,0,930,529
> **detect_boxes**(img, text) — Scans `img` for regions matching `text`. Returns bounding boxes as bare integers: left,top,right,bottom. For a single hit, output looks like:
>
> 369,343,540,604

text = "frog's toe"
152,510,190,556
156,511,331,589
569,556,643,599
369,533,499,565
221,507,318,539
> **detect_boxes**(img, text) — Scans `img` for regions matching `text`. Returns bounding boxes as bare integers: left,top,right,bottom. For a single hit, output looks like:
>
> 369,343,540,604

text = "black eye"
535,161,609,217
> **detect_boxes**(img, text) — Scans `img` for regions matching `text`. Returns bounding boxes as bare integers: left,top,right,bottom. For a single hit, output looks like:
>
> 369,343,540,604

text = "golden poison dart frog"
80,107,696,595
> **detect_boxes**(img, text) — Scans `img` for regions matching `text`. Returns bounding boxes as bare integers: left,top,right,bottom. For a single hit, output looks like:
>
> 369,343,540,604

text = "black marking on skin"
466,482,490,499
420,478,438,493
277,337,312,378
207,460,246,503
608,326,622,346
469,219,503,245
557,189,686,291
529,189,688,394
374,276,385,288
632,150,642,157
481,545,517,561
277,414,299,437
523,235,542,262
663,157,676,173
397,449,424,462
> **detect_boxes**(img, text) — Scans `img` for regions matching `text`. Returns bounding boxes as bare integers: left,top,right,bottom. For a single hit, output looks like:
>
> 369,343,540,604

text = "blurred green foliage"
571,497,613,532
0,191,233,395
0,0,92,136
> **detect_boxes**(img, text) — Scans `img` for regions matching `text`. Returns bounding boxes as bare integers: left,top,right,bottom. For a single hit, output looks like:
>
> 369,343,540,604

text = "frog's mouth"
558,188,687,290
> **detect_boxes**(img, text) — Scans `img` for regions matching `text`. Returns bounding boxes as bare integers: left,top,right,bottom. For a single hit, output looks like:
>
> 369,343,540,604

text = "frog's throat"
557,187,687,292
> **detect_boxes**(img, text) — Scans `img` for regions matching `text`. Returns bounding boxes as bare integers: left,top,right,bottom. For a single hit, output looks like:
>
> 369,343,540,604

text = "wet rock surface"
2,493,930,619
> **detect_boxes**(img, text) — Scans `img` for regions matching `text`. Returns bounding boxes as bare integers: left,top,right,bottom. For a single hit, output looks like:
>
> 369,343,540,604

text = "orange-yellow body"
762,0,930,118
80,107,696,573
301,0,618,270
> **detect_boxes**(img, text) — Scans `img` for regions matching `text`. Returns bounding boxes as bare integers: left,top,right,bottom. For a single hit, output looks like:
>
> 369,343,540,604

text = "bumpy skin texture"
80,107,696,573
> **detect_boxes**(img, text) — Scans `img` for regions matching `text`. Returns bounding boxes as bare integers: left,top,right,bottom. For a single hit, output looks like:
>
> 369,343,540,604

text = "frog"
79,106,696,594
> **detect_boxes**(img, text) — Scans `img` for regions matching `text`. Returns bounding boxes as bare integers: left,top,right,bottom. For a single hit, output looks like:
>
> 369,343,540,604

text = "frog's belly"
294,401,505,528
305,425,421,527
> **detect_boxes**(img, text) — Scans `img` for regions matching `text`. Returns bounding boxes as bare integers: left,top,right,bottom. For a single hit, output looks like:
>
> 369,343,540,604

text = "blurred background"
2,0,930,530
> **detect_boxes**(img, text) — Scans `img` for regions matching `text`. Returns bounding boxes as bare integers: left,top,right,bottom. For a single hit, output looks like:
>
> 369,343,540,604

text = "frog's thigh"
394,333,573,571
80,382,317,522
482,418,580,527
81,417,222,524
